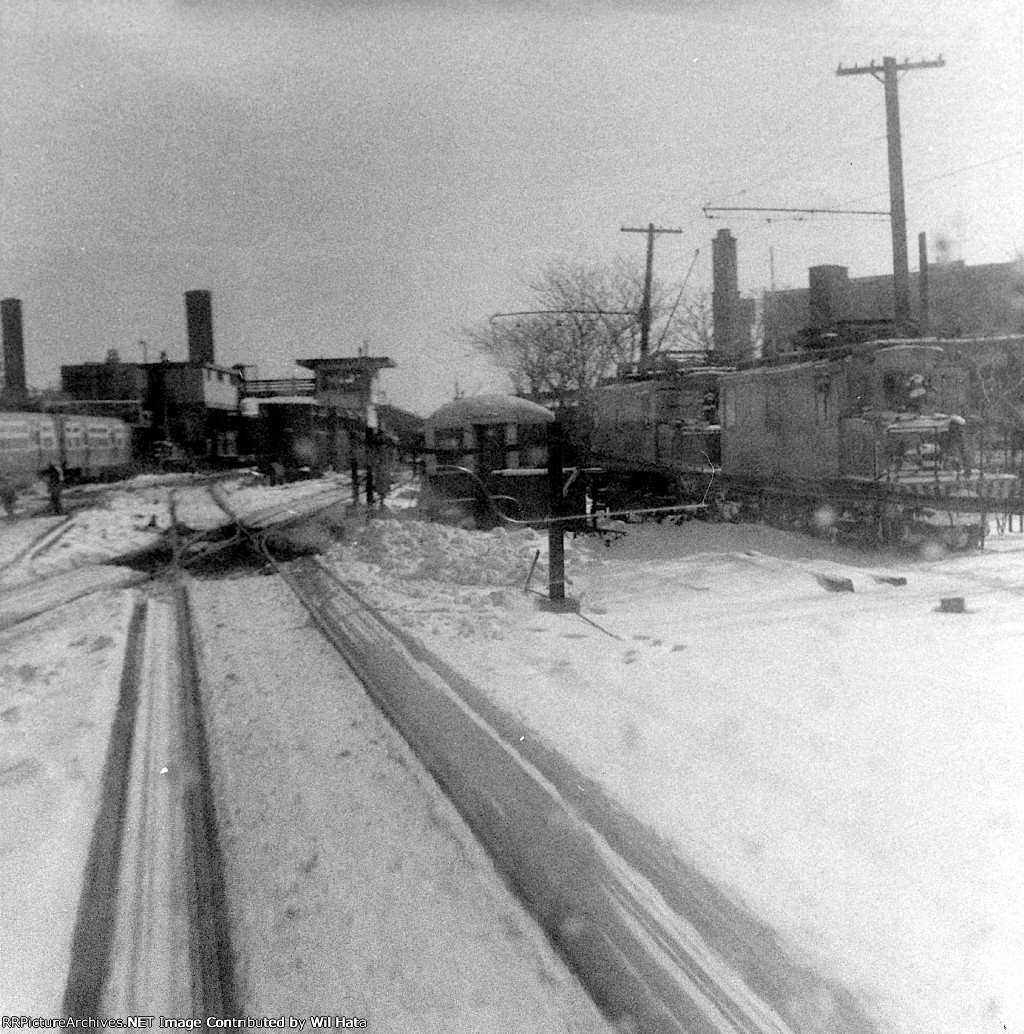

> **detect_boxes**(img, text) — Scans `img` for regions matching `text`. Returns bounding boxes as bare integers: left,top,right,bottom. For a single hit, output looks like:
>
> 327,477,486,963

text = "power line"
655,248,701,352
839,149,1024,205
489,309,633,323
621,223,684,359
710,133,888,207
703,205,890,217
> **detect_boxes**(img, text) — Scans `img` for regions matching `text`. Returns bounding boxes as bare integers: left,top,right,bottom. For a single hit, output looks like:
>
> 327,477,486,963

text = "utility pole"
621,223,683,358
836,55,945,333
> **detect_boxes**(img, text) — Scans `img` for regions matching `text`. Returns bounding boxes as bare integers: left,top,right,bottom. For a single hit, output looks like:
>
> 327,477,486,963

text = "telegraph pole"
836,55,944,333
621,223,683,358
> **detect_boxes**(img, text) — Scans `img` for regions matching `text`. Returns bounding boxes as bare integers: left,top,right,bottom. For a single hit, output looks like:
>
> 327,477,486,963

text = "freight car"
583,360,728,510
0,412,133,490
717,338,1021,547
575,337,1022,548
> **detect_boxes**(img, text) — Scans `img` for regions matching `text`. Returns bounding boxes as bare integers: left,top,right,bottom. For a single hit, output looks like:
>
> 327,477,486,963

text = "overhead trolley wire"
838,149,1024,206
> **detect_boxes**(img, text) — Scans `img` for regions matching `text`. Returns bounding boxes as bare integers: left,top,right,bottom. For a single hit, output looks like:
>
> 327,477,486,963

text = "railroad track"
0,515,75,582
218,500,851,1034
50,482,851,1029
58,506,237,1017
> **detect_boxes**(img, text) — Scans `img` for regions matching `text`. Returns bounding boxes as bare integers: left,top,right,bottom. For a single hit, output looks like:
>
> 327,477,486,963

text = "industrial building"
763,256,1024,356
60,290,243,461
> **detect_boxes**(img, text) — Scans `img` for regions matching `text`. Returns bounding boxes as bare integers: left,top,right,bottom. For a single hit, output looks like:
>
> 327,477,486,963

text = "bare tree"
465,256,710,404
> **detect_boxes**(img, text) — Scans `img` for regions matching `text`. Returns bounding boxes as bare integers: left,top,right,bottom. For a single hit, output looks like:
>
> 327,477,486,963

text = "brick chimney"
185,290,214,366
1,298,28,402
712,229,743,362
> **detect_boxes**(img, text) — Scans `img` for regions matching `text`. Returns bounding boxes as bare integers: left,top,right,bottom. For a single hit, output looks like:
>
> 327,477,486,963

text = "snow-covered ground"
0,589,137,1011
0,480,614,1026
0,488,172,587
190,575,612,1031
325,514,1024,1034
3,476,1021,1030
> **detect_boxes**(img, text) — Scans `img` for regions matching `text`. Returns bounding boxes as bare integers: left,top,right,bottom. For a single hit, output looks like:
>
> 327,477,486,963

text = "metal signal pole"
836,55,945,333
621,223,683,358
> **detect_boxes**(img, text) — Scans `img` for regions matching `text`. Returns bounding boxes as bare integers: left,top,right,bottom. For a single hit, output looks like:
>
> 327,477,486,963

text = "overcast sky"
1,0,1021,414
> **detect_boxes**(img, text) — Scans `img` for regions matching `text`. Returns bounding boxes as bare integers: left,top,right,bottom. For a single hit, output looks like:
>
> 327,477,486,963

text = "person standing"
43,462,64,515
0,474,16,519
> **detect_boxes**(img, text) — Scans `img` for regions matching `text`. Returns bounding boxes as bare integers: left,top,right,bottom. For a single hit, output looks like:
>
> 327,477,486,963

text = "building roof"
426,394,555,428
296,356,395,372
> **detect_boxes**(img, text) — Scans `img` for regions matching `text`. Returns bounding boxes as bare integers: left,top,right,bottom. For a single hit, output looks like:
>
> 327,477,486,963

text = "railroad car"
717,339,1020,546
570,336,1024,547
0,412,133,490
421,394,586,527
584,363,726,509
418,337,1023,548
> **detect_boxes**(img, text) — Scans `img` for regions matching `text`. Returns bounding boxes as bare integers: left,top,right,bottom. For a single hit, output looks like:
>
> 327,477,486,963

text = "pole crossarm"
620,226,684,235
837,56,945,80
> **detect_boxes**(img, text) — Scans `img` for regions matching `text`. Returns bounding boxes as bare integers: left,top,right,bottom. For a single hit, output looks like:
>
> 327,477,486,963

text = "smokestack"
918,232,929,337
1,298,28,401
808,265,850,331
185,290,214,366
712,229,740,361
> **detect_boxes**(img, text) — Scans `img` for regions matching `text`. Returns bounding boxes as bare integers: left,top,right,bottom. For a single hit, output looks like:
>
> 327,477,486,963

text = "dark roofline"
296,356,395,371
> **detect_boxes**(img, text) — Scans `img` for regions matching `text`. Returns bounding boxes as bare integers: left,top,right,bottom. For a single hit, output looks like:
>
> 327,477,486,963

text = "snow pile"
350,519,563,586
331,517,596,639
221,473,350,522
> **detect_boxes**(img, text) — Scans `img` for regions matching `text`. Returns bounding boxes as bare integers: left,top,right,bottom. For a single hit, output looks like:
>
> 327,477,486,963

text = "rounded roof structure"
426,394,554,428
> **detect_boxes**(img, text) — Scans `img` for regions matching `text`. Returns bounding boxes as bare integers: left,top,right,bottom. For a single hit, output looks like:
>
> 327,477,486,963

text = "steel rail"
61,493,238,1017
0,515,75,580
